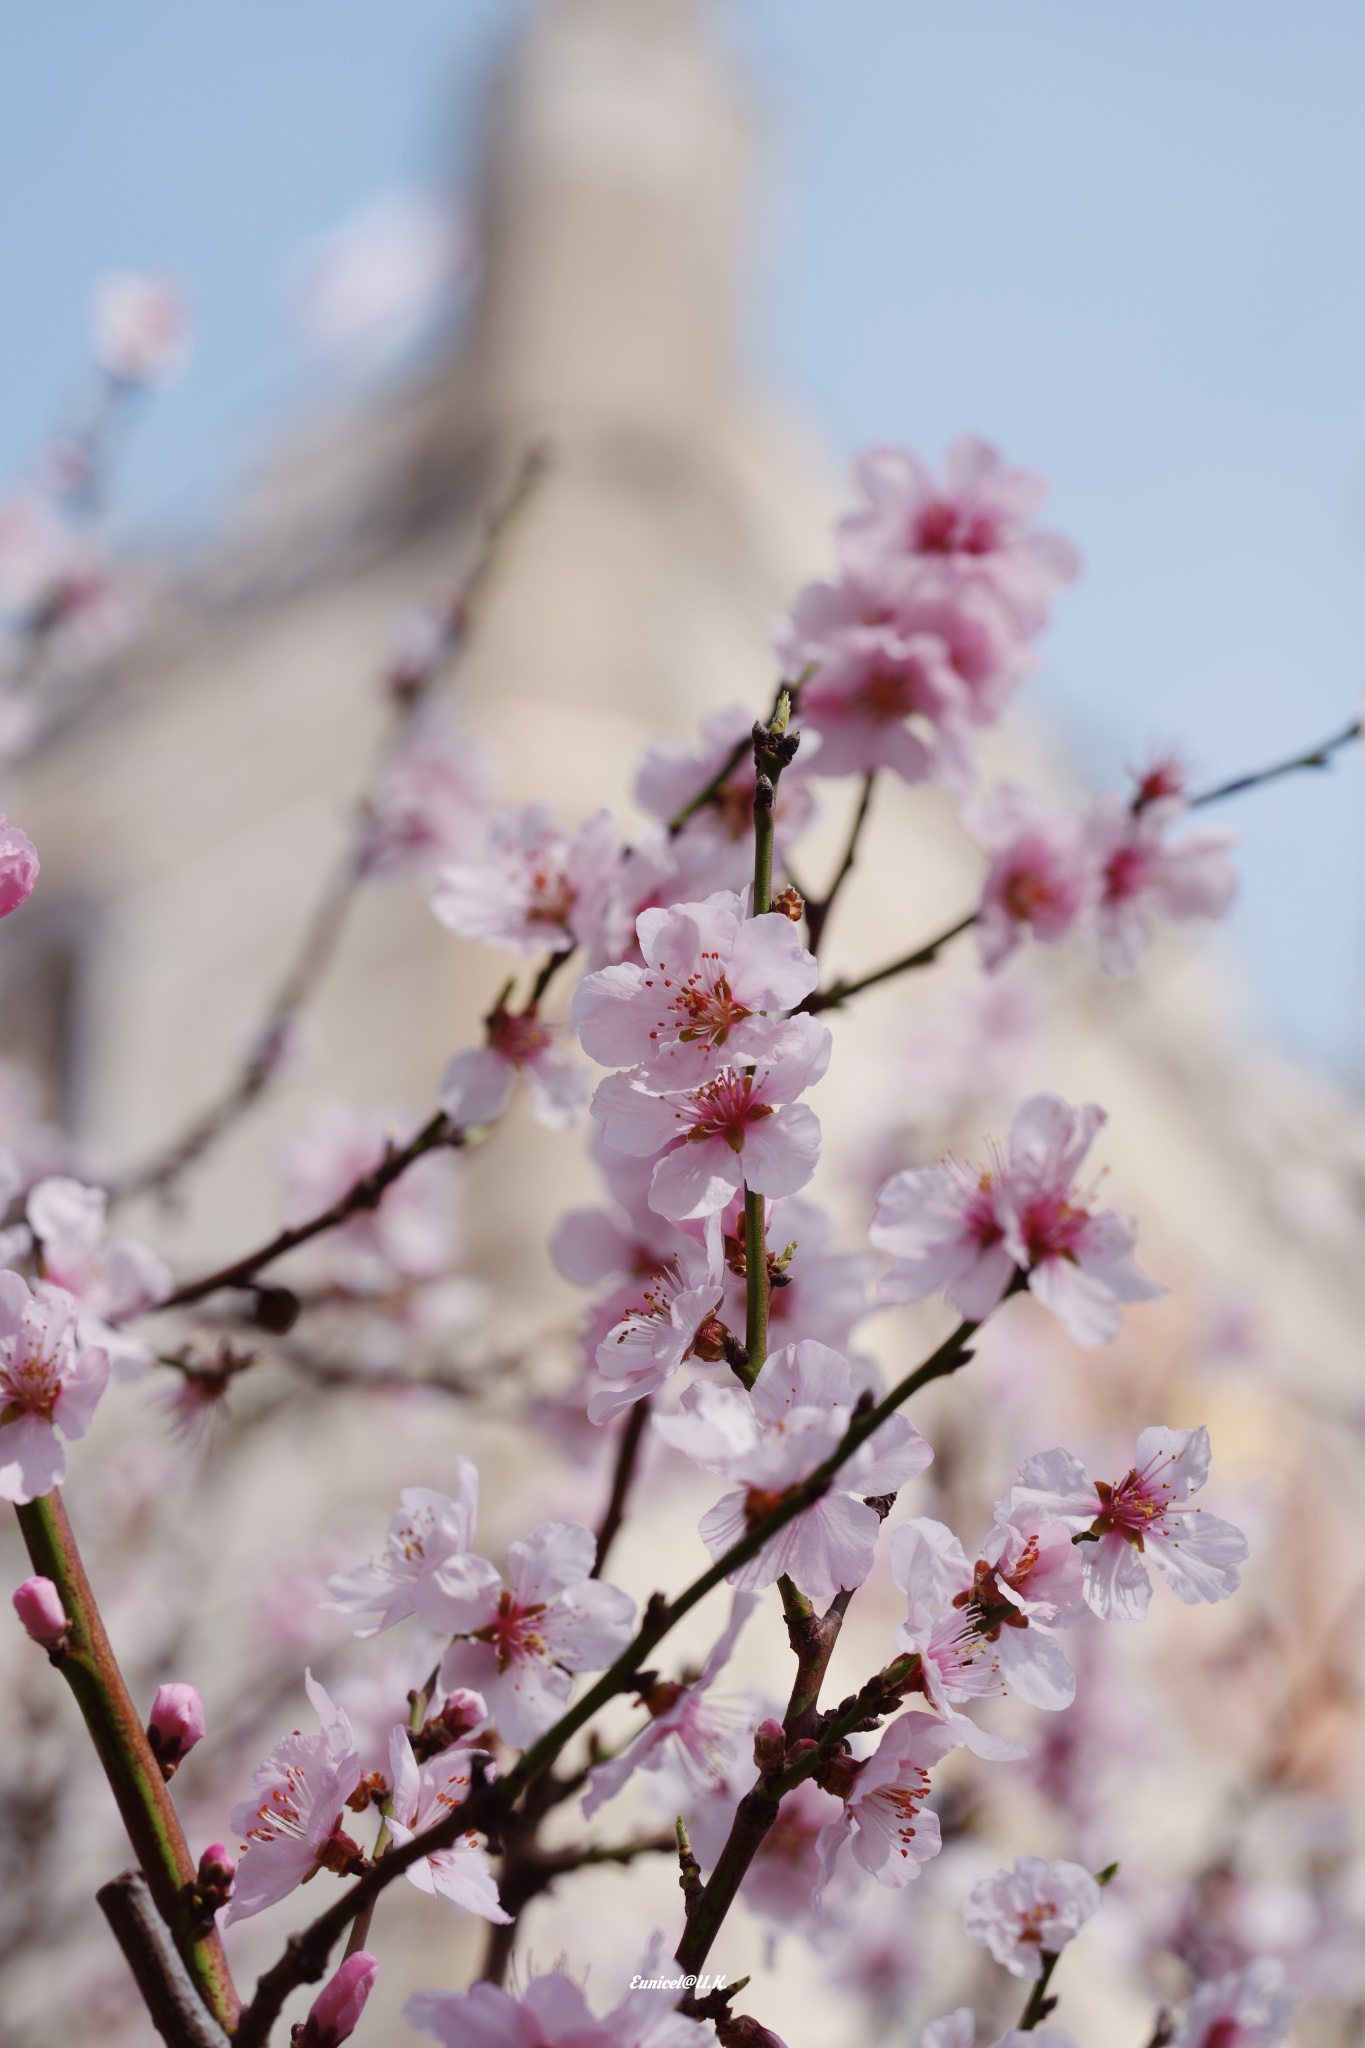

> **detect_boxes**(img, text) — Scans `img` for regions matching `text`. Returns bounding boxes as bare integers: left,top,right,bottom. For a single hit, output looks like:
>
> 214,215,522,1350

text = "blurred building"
4,0,1365,2043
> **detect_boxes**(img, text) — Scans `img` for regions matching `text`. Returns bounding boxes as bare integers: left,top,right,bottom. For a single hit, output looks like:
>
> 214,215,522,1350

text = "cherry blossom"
408,1966,706,2048
92,276,190,384
968,787,1091,971
1170,1960,1295,2048
431,802,620,960
435,1521,636,1749
27,1176,170,1381
1006,1426,1248,1619
384,1726,510,1923
439,1010,591,1133
1085,791,1237,977
891,1509,1084,1715
655,1340,932,1608
573,891,817,1082
837,439,1079,635
815,1709,963,1893
0,818,38,919
297,1951,378,2048
920,2016,1076,2048
225,1672,364,1924
281,1101,463,1294
326,1469,481,1637
147,1683,205,1778
364,713,494,874
871,1093,1163,1346
0,1274,109,1505
590,1015,830,1223
581,1590,758,1817
590,1245,723,1423
963,1856,1102,1978
12,1575,67,1647
635,706,816,890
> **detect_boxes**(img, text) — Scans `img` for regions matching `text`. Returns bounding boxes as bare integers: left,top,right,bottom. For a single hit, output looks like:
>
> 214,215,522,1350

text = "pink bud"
12,1576,67,1648
146,1682,205,1778
0,818,39,920
752,1717,786,1772
194,1842,235,1917
298,1951,378,2047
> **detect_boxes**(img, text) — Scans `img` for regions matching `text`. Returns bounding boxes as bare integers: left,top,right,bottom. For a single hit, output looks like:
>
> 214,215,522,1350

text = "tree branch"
1187,715,1360,809
97,1872,232,2048
15,1494,240,2030
803,771,876,957
593,1396,653,1578
799,911,977,1014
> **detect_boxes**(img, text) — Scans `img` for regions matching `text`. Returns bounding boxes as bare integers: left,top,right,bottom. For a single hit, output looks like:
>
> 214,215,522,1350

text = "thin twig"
804,771,876,956
1188,716,1360,809
158,1111,463,1311
593,1397,652,1578
113,447,549,1204
665,681,802,837
799,910,977,1014
1017,1950,1061,2031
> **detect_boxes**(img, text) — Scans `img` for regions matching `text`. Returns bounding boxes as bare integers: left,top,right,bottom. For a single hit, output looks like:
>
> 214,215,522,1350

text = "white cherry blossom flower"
27,1176,170,1381
431,803,620,960
225,1674,363,1924
325,1469,481,1637
435,1522,635,1749
384,1726,509,1923
815,1709,963,1893
0,1274,109,1505
1170,1960,1294,2048
963,1855,1101,1978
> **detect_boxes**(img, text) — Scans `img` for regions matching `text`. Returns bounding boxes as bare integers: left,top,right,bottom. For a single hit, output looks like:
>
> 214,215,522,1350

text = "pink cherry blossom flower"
590,1247,723,1424
891,1515,1081,1716
815,1710,963,1894
581,1591,758,1818
0,817,38,919
297,1951,379,2048
12,1574,67,1647
147,1683,205,1778
384,1726,510,1923
0,1274,109,1504
655,1340,932,1609
27,1176,170,1382
1006,1426,1248,1620
836,438,1079,636
1171,1961,1294,2048
408,1965,706,2048
92,276,190,384
364,713,494,874
431,802,620,960
326,1468,481,1637
281,1101,463,1294
968,787,1092,971
435,1522,636,1749
871,1094,1163,1347
963,1856,1102,1978
591,1016,830,1224
1085,791,1237,977
440,1010,591,1133
573,892,817,1082
225,1672,364,1924
635,707,816,890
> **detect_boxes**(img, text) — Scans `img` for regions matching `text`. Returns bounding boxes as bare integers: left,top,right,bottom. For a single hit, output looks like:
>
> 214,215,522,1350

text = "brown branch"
97,1872,232,2048
1187,715,1360,810
803,771,876,957
798,910,977,1014
158,1111,463,1311
592,1397,652,1577
113,447,549,1204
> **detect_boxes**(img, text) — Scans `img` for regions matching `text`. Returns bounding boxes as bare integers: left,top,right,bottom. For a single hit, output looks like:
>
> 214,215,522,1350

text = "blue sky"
2,1,1362,1068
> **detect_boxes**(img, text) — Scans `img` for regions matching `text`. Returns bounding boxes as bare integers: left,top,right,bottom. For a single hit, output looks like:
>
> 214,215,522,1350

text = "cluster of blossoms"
0,426,1321,2048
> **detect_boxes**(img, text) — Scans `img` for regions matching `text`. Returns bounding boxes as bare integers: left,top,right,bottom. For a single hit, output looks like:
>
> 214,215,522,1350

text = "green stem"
14,1491,239,2031
742,1189,768,1385
1017,1950,1061,2030
801,910,976,1014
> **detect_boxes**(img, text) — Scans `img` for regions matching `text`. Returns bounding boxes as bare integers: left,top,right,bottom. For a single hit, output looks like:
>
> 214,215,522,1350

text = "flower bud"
194,1842,235,1918
0,818,39,921
295,1951,378,2046
12,1575,68,1650
412,1686,488,1761
716,2017,789,2048
146,1682,205,1779
752,1717,786,1773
